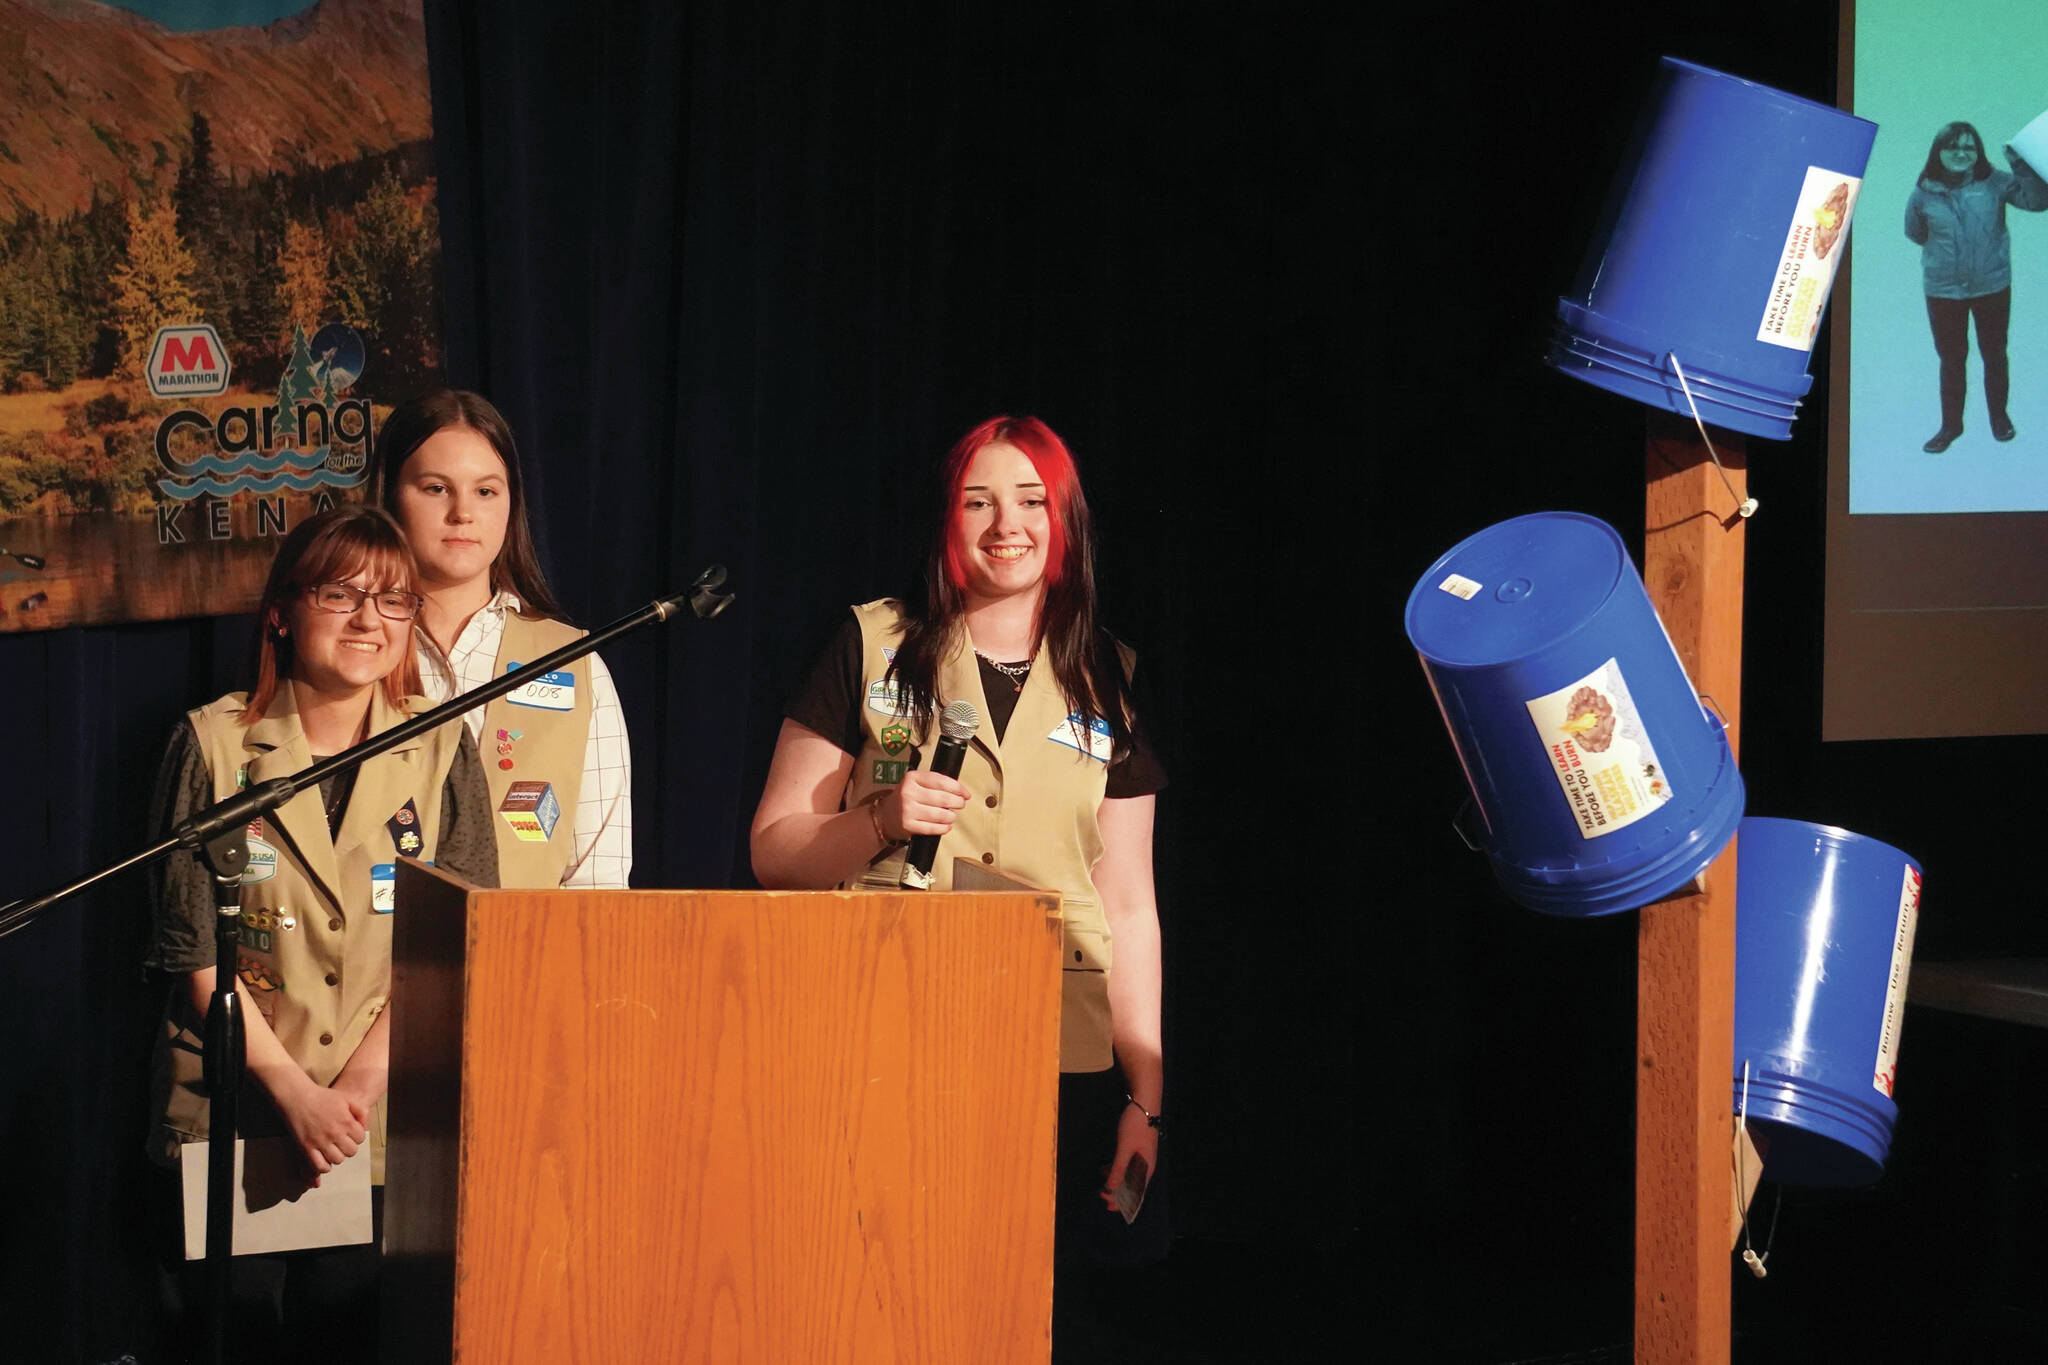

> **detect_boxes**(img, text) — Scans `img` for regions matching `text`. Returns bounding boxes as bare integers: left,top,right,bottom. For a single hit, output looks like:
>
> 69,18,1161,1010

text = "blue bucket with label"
1549,57,1878,440
1734,817,1923,1187
1404,512,1744,916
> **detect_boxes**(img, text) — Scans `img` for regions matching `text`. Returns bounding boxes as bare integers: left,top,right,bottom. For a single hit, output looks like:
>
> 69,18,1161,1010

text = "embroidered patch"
244,836,278,884
865,680,909,715
236,954,282,1006
1047,713,1114,763
880,722,911,755
504,662,576,710
387,800,423,854
871,760,907,785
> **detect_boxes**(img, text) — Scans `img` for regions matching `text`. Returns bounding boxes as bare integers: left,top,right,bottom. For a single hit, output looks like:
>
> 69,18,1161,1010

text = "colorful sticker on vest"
503,662,577,710
872,760,907,785
880,721,911,755
371,863,397,913
1523,658,1675,840
1047,713,1114,762
1873,863,1922,1098
866,679,909,715
497,780,561,843
244,836,278,884
386,799,423,855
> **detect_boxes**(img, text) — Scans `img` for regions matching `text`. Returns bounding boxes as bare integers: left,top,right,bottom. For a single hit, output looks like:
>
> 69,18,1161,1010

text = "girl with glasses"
1904,120,2048,452
144,504,498,1361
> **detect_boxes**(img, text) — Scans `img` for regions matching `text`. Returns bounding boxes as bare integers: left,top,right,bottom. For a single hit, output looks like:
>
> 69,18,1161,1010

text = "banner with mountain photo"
0,0,441,632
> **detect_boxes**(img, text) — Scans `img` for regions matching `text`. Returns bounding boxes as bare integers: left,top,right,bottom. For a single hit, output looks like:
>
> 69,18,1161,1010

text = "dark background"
5,2,2045,1361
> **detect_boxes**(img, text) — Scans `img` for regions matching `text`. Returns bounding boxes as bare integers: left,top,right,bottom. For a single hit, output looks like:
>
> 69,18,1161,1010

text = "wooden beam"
1636,411,1745,1364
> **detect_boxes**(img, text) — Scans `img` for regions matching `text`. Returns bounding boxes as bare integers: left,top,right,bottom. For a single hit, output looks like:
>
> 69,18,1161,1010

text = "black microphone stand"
0,565,734,1364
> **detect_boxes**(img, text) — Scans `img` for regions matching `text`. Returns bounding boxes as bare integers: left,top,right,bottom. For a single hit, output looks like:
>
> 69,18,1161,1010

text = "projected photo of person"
1903,120,2048,452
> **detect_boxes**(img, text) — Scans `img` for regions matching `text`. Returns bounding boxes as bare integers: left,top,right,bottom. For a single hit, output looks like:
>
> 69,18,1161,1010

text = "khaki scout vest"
839,599,1119,1072
151,683,461,1183
477,609,590,888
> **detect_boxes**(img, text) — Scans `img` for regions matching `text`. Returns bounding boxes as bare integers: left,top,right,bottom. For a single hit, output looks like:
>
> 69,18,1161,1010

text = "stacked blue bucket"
1549,58,1878,439
1734,819,1923,1187
1404,512,1743,917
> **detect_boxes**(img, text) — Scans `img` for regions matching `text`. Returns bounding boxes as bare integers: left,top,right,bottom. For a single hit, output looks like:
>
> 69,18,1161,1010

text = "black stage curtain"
3,4,1360,1359
31,3,2047,1360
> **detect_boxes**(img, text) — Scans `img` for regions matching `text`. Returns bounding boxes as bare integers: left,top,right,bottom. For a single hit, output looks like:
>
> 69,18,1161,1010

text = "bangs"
290,521,415,594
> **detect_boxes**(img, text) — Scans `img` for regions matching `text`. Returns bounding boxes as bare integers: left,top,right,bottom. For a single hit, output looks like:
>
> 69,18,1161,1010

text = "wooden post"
1636,412,1744,1364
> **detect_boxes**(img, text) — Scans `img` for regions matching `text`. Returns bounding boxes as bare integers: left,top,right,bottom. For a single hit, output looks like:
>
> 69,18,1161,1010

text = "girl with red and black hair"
751,415,1167,1328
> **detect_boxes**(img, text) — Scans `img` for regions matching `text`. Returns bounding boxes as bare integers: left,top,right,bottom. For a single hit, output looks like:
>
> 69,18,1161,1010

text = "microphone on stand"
900,700,981,889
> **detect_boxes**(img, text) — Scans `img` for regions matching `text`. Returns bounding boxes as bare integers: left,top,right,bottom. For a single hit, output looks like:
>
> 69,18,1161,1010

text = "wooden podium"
384,861,1064,1364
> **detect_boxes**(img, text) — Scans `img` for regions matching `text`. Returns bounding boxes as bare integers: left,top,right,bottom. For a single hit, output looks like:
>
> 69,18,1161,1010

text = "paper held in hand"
179,1137,373,1259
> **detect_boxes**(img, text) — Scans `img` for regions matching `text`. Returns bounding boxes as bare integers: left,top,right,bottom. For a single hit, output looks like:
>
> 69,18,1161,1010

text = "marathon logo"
145,324,233,398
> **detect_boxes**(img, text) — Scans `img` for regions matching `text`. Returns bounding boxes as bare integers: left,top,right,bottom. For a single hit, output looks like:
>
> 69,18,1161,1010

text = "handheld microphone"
900,699,981,889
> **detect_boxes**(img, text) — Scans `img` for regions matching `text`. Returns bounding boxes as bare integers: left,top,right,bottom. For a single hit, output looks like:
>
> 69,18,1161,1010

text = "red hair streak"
941,415,1077,591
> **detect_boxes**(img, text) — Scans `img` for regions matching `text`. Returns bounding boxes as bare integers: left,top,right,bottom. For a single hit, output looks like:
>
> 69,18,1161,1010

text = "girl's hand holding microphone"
877,768,969,841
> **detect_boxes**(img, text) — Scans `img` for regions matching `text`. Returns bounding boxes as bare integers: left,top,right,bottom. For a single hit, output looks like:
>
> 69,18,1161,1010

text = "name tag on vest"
504,663,576,710
1048,713,1114,762
371,861,436,911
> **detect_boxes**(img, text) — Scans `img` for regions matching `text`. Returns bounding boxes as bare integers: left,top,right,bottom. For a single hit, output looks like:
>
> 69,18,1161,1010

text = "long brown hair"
890,415,1135,758
372,388,567,621
244,505,423,722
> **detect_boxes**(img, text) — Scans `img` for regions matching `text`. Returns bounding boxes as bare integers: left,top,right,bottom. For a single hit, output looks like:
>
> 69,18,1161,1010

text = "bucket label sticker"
1873,863,1922,1098
1756,166,1862,352
1438,572,1483,601
1524,659,1675,840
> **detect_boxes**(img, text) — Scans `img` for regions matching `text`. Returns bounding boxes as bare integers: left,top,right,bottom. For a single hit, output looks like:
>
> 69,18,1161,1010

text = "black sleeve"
434,726,501,889
1104,642,1168,800
783,615,866,755
144,721,219,975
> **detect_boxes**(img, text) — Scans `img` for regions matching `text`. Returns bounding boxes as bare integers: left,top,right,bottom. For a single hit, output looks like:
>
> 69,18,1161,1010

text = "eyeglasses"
305,581,425,621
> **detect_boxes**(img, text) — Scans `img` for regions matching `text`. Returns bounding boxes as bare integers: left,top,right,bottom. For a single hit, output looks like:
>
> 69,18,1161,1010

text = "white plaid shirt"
416,592,633,889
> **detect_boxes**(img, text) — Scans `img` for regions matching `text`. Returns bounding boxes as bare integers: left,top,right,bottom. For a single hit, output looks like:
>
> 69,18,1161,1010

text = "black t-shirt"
783,617,1167,800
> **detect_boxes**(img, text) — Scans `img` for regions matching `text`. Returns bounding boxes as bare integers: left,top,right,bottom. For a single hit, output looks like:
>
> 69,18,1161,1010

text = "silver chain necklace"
974,649,1032,693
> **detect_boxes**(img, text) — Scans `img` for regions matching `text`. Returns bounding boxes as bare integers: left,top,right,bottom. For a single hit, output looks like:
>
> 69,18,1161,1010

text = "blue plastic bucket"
1404,512,1744,916
1549,58,1878,440
1734,817,1924,1187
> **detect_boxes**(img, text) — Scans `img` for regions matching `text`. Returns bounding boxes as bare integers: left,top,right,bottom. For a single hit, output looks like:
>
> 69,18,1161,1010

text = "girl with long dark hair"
375,389,634,889
750,415,1167,1331
1904,120,2048,451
